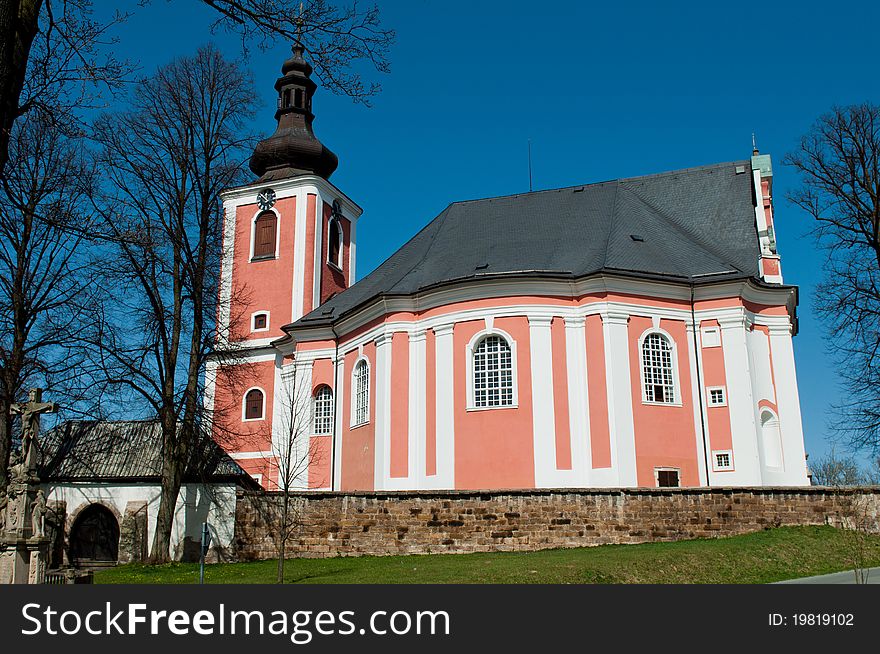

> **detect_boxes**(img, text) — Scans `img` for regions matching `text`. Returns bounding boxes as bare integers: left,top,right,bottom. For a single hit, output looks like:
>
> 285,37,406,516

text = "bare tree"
811,449,869,487
0,112,96,491
268,362,321,583
785,104,880,453
88,45,258,562
0,0,393,173
0,0,130,174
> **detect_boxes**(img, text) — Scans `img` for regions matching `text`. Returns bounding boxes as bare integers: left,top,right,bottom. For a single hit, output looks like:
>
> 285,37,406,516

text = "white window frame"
350,356,370,428
312,384,334,435
638,328,682,406
466,328,518,411
654,467,681,488
251,310,270,333
241,386,266,422
700,326,722,348
249,207,281,261
712,449,734,472
327,215,345,271
706,385,727,407
251,473,264,487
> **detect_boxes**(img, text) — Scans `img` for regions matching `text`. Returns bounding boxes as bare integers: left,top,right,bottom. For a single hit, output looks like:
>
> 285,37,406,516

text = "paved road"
775,567,880,584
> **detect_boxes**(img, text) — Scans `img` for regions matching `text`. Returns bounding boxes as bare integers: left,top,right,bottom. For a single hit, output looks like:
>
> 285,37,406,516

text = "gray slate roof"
38,420,258,487
291,161,761,330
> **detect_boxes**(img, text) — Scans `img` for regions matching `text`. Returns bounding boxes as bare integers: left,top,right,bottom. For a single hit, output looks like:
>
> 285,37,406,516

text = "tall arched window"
244,388,264,420
328,217,342,268
253,211,277,259
642,332,675,403
313,385,334,435
473,335,514,408
353,359,369,426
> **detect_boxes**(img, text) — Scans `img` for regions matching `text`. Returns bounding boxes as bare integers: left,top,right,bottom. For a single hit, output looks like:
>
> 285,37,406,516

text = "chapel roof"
289,160,766,331
37,420,259,488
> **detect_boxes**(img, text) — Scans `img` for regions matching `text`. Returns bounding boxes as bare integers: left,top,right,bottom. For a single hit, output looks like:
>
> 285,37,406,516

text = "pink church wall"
320,200,350,305
390,332,410,478
213,358,275,456
585,315,611,469
231,199,296,340
628,317,701,487
453,317,535,490
550,317,572,470
425,328,437,477
309,357,334,489
700,319,733,453
302,194,318,315
340,342,376,490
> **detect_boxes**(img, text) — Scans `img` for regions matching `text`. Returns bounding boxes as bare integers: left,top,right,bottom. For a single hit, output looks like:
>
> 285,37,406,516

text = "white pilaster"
564,316,591,485
768,323,809,485
292,190,308,322
601,310,637,487
330,354,345,490
430,323,455,489
719,313,762,485
374,332,392,490
528,317,559,487
408,330,427,490
312,192,324,312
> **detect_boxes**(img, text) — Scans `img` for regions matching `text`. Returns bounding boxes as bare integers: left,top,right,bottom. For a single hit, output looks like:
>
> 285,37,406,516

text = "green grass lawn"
95,526,880,585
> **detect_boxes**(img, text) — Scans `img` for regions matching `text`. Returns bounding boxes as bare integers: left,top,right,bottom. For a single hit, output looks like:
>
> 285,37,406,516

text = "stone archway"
69,504,120,568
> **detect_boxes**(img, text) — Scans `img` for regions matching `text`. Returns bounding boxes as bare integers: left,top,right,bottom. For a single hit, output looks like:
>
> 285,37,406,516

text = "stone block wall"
233,487,880,560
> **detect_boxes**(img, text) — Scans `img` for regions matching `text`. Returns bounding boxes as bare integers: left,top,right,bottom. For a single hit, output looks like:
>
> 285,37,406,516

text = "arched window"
473,335,514,408
328,217,342,268
253,211,277,259
642,332,675,403
353,359,369,426
313,385,334,435
244,388,264,420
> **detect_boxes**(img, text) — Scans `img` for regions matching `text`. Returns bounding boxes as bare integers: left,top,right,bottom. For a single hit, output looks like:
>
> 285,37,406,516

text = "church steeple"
249,42,339,182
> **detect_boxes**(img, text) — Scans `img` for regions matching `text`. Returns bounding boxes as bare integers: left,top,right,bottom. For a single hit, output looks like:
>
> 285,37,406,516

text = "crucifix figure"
9,388,57,474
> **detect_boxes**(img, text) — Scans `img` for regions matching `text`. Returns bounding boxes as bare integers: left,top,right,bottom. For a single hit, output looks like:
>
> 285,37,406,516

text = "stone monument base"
0,537,50,584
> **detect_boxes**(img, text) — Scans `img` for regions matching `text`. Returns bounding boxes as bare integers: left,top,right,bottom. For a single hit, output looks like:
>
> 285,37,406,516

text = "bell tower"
208,42,362,487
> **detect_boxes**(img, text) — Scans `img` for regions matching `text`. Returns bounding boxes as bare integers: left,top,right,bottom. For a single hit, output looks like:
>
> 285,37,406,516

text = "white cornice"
284,274,796,343
220,174,363,219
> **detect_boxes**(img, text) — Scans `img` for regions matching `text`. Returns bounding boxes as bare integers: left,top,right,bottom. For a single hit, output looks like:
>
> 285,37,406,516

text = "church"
207,43,810,493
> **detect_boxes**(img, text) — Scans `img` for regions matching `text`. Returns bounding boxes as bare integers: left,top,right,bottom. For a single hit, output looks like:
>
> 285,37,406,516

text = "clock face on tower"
257,188,276,211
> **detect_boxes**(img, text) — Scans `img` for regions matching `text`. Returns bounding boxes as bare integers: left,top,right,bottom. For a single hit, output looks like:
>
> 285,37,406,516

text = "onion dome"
249,43,339,181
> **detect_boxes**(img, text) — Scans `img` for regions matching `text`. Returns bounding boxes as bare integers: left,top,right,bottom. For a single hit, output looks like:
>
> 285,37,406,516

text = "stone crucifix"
9,388,57,474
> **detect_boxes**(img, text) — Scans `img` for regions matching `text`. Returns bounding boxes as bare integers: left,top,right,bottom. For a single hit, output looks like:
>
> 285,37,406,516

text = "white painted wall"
45,482,238,562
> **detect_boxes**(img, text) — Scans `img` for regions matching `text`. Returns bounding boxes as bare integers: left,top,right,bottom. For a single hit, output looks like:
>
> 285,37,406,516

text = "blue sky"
101,0,880,465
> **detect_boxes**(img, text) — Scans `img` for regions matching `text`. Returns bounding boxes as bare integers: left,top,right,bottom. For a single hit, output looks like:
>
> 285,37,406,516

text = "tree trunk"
149,413,185,563
0,0,42,174
0,399,10,492
277,490,289,583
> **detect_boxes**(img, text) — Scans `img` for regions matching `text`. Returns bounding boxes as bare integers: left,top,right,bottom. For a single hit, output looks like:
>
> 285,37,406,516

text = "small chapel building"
208,43,810,493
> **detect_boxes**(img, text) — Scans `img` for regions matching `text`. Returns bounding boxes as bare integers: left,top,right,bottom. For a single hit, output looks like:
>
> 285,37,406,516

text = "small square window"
701,327,721,348
656,469,680,488
252,313,268,331
707,386,726,407
713,450,734,471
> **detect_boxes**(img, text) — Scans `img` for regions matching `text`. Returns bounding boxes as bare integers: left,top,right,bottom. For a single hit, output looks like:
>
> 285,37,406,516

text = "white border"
251,310,270,333
249,207,281,261
241,386,267,422
706,385,727,407
349,355,371,428
637,327,682,406
712,449,734,472
465,327,519,411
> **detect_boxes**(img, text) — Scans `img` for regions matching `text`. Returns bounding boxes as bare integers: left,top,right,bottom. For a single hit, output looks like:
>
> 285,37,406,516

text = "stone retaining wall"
233,487,880,560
